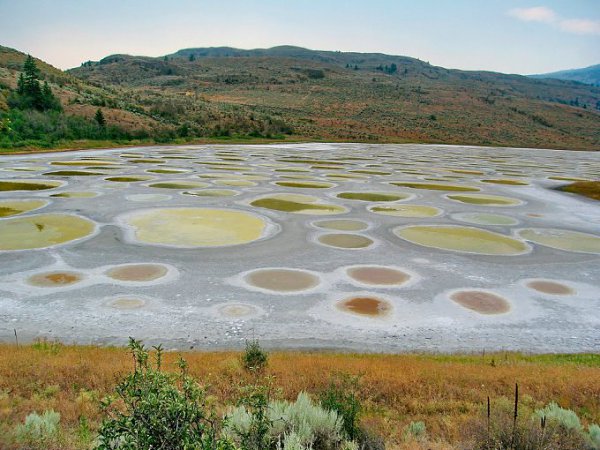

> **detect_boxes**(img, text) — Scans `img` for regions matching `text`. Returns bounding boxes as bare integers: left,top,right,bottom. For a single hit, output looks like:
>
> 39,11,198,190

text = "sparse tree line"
0,56,294,149
0,56,142,148
376,63,398,75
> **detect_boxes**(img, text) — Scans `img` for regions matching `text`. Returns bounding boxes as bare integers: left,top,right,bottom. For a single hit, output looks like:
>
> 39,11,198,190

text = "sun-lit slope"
0,46,160,131
67,46,600,149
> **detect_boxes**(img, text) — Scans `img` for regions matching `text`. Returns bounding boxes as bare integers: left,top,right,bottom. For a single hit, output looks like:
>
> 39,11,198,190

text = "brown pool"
347,266,410,286
105,264,168,282
450,291,511,315
245,268,320,292
28,271,84,287
526,280,574,295
337,296,392,317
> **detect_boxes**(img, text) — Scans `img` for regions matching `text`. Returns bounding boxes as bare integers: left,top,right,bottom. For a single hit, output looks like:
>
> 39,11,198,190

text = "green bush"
241,339,268,373
319,374,362,440
226,384,272,450
404,421,426,440
96,337,235,450
0,109,146,148
14,410,61,448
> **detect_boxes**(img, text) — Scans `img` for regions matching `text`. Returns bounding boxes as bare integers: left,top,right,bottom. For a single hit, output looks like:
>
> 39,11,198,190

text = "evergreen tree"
188,53,195,62
23,55,40,88
95,108,106,127
17,73,26,95
41,82,60,110
12,55,60,111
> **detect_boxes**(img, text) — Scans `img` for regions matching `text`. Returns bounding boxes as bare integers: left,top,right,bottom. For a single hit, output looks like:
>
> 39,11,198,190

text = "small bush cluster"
319,374,362,440
534,402,600,449
241,339,268,373
466,395,600,450
93,339,368,450
96,338,234,450
14,409,61,449
404,421,426,441
224,391,356,450
0,109,148,148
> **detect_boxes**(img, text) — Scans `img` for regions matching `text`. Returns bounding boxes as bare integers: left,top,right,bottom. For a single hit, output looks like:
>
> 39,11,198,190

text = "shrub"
0,108,143,148
534,402,600,448
31,338,62,354
228,384,272,450
404,421,426,441
96,337,234,450
465,397,590,450
319,374,362,440
534,402,582,431
589,424,600,448
224,391,355,450
14,410,61,448
242,339,268,373
304,69,325,79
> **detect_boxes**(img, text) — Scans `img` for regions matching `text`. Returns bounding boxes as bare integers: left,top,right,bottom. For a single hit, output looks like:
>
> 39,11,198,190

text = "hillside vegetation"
69,45,600,150
1,44,599,151
0,45,293,151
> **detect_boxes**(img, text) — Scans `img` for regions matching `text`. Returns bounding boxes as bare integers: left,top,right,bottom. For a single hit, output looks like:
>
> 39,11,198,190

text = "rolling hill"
69,45,600,150
1,44,599,150
0,45,292,148
0,45,159,132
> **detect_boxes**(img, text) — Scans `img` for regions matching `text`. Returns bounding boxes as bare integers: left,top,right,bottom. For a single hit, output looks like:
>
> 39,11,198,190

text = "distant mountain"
530,64,600,87
167,45,428,67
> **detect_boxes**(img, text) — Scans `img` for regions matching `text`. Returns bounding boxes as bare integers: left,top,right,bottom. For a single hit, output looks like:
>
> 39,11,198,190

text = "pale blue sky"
0,0,598,74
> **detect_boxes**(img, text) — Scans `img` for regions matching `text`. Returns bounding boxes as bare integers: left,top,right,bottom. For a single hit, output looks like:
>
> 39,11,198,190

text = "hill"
531,64,600,87
0,45,293,150
69,45,600,150
1,44,599,150
0,45,160,132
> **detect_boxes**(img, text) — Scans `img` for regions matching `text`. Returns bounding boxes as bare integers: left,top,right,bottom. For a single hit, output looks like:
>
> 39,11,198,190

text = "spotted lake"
0,143,598,352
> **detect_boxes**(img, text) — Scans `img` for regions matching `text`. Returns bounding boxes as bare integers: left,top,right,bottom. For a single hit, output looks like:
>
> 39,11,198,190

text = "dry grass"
0,343,598,448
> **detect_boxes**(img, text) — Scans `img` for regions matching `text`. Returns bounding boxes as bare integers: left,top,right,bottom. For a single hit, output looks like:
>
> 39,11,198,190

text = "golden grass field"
1,343,598,448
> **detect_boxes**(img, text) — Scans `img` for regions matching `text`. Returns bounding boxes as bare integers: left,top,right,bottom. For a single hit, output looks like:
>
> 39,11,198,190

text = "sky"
0,0,598,74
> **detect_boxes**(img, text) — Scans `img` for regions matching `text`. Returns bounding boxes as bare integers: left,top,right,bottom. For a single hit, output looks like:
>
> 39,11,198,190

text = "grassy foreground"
0,342,599,449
